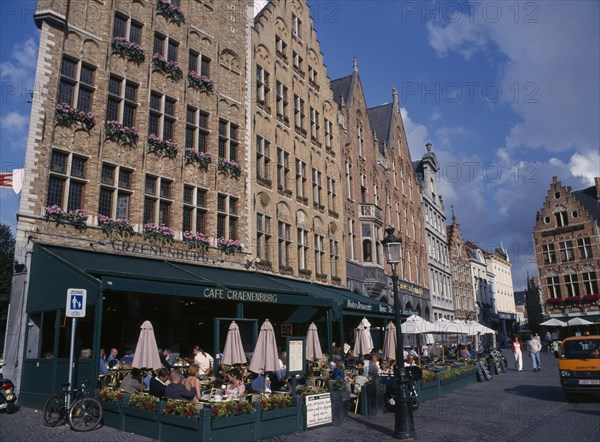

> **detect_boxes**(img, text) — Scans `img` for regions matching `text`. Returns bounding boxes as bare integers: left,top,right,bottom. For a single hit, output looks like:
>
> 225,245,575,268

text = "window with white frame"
186,106,209,152
327,177,336,213
360,174,367,203
312,168,322,207
99,163,133,219
345,161,353,200
47,150,87,212
559,240,575,262
256,136,271,182
218,119,239,161
106,75,138,128
578,237,593,260
348,220,356,260
542,243,556,264
554,207,568,227
148,91,176,139
143,175,172,226
357,125,363,157
329,239,339,277
256,65,270,104
292,13,302,38
582,269,598,296
310,107,320,141
276,81,289,120
392,161,397,187
324,118,333,150
183,185,208,233
546,274,561,298
362,223,373,262
188,50,211,77
297,228,309,270
314,234,325,275
277,147,290,190
564,272,580,297
153,32,178,62
308,66,318,85
292,51,304,74
295,158,307,199
278,221,291,268
217,193,238,240
257,213,272,263
294,95,305,129
58,57,95,112
113,12,143,43
275,35,287,58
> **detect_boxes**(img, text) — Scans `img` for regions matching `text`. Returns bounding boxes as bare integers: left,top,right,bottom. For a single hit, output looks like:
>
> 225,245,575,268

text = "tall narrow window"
554,208,568,227
310,107,320,141
547,275,561,298
182,185,208,233
143,175,172,226
330,239,339,277
188,50,211,77
327,177,336,214
256,65,270,105
256,136,271,183
277,147,290,191
275,35,287,59
216,193,238,240
560,240,575,262
362,223,373,262
278,221,291,268
295,159,307,199
357,125,363,157
312,168,322,207
345,161,353,200
542,243,556,264
582,270,598,296
564,273,580,297
186,106,210,153
276,81,289,121
293,95,305,130
113,13,142,43
257,213,272,263
148,91,176,140
297,228,309,270
58,57,95,112
99,163,133,219
578,237,593,260
348,220,356,261
218,119,239,161
314,234,324,275
47,150,87,212
106,75,138,128
292,14,302,38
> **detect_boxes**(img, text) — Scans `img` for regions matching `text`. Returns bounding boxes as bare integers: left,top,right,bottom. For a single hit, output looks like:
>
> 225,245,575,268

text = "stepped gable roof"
330,75,353,107
367,103,393,154
572,183,600,225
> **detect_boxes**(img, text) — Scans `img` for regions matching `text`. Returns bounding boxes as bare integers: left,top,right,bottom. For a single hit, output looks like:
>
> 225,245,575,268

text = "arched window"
553,205,568,227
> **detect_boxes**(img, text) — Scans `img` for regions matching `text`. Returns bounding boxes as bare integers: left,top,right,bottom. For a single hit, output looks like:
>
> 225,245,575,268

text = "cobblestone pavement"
1,350,599,442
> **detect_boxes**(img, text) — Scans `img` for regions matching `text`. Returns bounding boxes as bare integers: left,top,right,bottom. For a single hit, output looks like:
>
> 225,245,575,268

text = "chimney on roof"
392,86,398,105
353,57,358,72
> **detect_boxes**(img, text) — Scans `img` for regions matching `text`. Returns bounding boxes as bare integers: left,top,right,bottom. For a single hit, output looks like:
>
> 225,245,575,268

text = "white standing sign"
305,393,332,428
66,288,87,318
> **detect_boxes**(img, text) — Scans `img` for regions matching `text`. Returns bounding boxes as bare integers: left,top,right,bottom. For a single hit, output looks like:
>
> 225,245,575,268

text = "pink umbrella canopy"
382,322,397,361
132,320,162,371
305,322,323,361
222,321,247,366
353,324,373,357
249,319,282,374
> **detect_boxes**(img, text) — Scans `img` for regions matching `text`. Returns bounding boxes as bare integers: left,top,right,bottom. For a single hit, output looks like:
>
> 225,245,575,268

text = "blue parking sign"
66,288,87,317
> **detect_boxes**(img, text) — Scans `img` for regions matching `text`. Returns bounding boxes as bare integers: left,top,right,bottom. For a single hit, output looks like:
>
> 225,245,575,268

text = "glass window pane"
129,22,142,44
188,51,198,73
153,34,164,56
159,201,170,225
199,112,208,129
113,14,126,38
98,188,112,216
183,207,192,232
101,164,114,184
79,66,94,85
185,127,195,148
58,81,74,106
201,57,210,77
109,77,121,95
123,103,135,128
167,41,178,62
145,176,156,195
164,98,175,116
124,82,137,101
61,58,76,78
77,88,92,112
148,113,159,136
197,190,206,207
183,186,193,203
118,169,131,188
150,93,161,111
47,176,64,207
160,180,171,198
163,119,174,140
67,181,83,212
51,151,67,173
143,198,154,224
71,157,85,178
116,193,129,219
106,98,119,122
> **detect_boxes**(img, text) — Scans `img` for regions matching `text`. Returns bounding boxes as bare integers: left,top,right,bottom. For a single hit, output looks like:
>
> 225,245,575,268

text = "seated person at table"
332,360,345,380
120,367,144,393
193,346,213,377
121,347,134,364
353,368,369,394
458,345,470,359
183,364,202,400
107,348,119,368
99,349,109,375
160,348,176,370
251,372,271,393
149,368,170,398
404,355,416,367
165,370,195,401
225,368,245,400
379,360,393,375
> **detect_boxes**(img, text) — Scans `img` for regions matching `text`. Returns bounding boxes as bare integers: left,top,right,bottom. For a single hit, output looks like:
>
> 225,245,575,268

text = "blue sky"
1,1,599,291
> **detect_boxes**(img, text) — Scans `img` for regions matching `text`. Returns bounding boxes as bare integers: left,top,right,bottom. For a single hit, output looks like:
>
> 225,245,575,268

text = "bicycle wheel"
42,394,65,427
68,398,103,431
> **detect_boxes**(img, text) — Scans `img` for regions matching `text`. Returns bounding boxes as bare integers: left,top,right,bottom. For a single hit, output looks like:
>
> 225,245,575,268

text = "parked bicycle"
42,377,103,431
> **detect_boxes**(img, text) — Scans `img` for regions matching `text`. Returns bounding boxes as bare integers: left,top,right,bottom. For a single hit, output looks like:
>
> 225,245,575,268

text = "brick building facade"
446,214,477,321
533,176,600,321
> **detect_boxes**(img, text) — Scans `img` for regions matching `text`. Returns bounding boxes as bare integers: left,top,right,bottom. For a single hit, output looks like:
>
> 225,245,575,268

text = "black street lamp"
382,226,416,440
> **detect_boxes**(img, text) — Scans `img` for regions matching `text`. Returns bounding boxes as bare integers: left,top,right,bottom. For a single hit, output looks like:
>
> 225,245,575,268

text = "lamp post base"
394,372,416,440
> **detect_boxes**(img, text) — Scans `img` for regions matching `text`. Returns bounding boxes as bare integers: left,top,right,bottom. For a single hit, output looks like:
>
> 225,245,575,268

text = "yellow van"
557,335,600,402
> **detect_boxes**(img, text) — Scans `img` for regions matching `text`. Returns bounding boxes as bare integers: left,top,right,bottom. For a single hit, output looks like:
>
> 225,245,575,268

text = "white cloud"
0,111,28,132
0,36,38,82
548,151,600,186
400,107,429,160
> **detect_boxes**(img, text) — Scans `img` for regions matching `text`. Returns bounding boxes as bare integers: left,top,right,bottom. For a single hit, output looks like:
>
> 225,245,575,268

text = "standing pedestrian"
512,336,524,372
527,334,542,372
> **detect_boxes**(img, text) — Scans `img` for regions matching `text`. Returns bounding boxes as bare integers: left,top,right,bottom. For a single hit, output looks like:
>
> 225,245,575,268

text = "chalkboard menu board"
305,393,332,428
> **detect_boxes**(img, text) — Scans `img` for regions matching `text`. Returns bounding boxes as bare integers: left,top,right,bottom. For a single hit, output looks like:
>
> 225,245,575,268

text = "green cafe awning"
36,245,332,309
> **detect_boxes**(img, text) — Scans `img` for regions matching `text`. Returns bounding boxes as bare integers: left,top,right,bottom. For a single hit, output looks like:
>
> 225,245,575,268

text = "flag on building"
0,169,24,194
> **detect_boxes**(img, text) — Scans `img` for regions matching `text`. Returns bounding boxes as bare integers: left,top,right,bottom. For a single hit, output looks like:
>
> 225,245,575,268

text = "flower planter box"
100,401,123,430
211,413,257,441
258,403,301,438
123,406,160,439
418,379,440,402
159,413,200,442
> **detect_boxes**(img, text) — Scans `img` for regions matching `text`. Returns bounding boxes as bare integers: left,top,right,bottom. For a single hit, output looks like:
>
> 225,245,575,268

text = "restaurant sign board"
305,393,332,428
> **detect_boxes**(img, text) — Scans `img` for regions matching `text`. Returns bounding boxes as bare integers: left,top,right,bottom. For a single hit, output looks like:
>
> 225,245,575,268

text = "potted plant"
160,399,201,441
123,392,160,438
98,388,124,429
210,399,257,440
365,374,385,416
328,378,351,425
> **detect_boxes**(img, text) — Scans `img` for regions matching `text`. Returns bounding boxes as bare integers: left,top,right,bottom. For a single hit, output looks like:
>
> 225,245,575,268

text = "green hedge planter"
100,401,123,430
159,413,200,442
259,402,301,438
211,412,257,441
123,406,160,439
418,379,440,402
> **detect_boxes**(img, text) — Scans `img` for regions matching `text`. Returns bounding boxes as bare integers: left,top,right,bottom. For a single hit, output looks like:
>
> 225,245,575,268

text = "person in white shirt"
193,346,213,376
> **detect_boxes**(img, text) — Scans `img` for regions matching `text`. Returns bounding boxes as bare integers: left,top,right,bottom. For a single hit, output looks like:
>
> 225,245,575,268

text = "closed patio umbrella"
382,322,397,362
249,319,282,375
354,324,373,357
305,322,323,361
222,321,247,366
360,317,375,354
132,320,162,371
